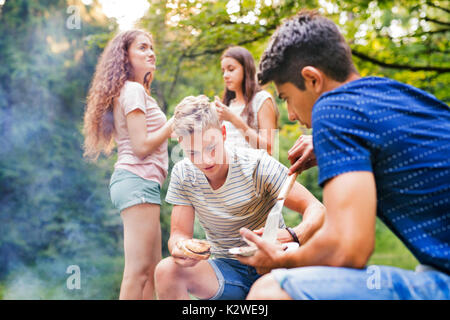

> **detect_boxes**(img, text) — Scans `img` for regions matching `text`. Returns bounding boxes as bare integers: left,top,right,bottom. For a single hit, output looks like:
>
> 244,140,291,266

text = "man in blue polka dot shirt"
237,9,450,300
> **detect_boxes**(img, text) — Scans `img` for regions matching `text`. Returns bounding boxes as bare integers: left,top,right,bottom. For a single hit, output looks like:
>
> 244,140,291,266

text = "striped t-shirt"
165,147,288,258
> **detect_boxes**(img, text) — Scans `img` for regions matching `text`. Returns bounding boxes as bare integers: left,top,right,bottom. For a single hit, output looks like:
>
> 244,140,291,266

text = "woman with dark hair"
214,46,279,155
83,29,173,299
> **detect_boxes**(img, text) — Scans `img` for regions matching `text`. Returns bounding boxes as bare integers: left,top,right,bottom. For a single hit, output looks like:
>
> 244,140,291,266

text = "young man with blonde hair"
154,95,325,300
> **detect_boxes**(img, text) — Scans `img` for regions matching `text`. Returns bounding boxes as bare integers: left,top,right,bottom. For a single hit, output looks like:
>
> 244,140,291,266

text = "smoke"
2,254,123,299
3,270,48,300
0,3,123,299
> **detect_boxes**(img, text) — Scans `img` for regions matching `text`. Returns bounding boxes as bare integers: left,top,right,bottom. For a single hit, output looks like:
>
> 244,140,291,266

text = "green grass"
369,219,418,270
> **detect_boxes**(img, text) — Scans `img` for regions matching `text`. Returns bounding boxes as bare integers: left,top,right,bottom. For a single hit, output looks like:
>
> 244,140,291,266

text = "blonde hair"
83,29,153,160
173,95,221,137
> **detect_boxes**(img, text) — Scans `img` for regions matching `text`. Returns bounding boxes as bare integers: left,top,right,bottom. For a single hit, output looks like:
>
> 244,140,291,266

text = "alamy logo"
66,5,81,30
66,265,81,290
366,265,381,290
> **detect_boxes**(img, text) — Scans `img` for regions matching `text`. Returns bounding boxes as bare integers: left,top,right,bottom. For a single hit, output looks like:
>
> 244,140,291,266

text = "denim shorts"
207,258,261,300
271,265,450,300
109,168,161,212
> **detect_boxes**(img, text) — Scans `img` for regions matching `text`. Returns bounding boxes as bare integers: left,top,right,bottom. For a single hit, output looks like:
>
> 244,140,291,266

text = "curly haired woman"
83,29,173,300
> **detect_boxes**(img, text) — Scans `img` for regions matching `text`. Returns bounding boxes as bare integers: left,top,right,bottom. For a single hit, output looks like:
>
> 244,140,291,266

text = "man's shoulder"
316,76,408,107
312,77,393,123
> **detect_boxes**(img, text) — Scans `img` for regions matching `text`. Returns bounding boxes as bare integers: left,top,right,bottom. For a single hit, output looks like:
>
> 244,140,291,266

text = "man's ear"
301,66,323,94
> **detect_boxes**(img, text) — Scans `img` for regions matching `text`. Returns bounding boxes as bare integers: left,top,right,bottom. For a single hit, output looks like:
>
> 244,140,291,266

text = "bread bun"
177,239,211,260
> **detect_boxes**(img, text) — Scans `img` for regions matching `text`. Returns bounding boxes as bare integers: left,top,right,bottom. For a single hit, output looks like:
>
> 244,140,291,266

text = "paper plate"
228,246,257,256
229,242,299,256
284,242,299,251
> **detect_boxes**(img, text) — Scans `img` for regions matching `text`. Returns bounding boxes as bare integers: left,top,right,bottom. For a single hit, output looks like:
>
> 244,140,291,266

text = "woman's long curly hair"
221,46,260,129
83,29,153,160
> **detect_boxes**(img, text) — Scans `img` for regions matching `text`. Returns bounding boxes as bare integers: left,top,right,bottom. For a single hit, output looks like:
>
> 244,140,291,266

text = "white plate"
284,242,299,251
229,242,299,256
228,246,257,256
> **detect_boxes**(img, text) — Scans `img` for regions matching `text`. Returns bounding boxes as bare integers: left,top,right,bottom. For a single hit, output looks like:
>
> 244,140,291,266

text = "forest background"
0,0,448,299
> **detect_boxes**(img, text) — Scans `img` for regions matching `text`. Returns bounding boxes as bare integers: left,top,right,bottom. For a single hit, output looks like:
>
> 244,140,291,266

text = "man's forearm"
280,220,369,269
280,223,341,268
282,171,377,269
293,203,325,245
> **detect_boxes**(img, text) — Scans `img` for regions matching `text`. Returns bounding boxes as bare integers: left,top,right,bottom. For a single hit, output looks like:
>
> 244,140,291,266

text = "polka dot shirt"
312,76,450,274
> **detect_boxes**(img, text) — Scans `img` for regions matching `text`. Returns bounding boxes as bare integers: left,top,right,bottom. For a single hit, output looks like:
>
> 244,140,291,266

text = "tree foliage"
138,0,449,111
0,0,123,299
2,0,448,298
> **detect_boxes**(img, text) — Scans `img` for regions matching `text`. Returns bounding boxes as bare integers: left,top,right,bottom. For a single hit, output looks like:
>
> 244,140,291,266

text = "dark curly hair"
258,10,357,89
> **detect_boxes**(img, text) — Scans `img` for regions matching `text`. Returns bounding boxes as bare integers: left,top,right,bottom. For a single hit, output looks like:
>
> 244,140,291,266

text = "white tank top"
223,90,277,150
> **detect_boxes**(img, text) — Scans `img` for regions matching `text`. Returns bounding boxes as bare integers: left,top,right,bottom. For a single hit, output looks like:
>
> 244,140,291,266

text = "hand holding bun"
176,239,211,260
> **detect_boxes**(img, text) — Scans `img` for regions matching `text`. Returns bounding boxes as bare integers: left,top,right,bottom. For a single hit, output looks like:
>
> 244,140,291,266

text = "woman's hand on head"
166,117,177,138
214,96,234,122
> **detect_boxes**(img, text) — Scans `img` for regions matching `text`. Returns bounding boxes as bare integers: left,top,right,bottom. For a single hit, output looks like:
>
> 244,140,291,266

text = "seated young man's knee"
155,257,181,282
247,273,291,300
